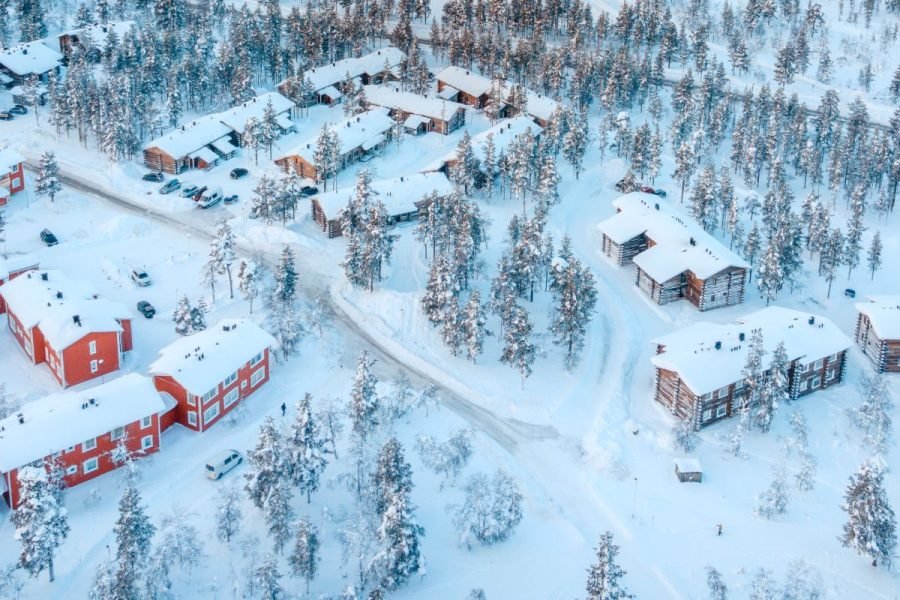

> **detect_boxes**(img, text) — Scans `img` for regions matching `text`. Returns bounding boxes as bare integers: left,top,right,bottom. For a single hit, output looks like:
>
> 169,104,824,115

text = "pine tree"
172,295,193,335
585,531,629,600
500,304,536,389
673,140,696,203
265,478,293,555
244,416,286,510
820,227,844,298
287,393,328,503
112,485,155,596
215,484,242,544
350,350,380,496
706,566,728,600
749,568,775,600
209,221,237,299
674,417,699,452
845,187,866,278
35,151,62,203
562,109,589,179
253,554,285,599
460,290,487,363
549,239,598,369
289,517,320,595
840,460,897,568
756,465,790,519
850,374,894,454
866,231,882,280
238,259,262,313
11,466,69,582
271,245,297,307
421,254,458,327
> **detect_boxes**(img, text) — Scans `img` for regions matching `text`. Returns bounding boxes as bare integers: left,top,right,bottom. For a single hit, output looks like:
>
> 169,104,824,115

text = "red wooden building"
0,148,26,205
855,296,900,373
0,374,165,509
149,319,275,432
0,255,39,314
650,307,851,430
0,270,133,387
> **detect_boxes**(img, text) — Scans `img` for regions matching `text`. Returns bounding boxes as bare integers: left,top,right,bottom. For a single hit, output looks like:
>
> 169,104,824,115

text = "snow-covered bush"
451,470,523,548
416,429,473,488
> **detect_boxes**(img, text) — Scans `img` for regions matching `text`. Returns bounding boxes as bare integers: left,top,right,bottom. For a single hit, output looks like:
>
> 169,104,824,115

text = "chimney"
689,237,696,246
17,413,24,424
23,48,28,55
56,291,63,299
41,272,48,281
739,332,745,342
73,315,81,326
808,316,815,325
89,398,95,405
400,176,404,182
715,341,722,350
655,203,659,210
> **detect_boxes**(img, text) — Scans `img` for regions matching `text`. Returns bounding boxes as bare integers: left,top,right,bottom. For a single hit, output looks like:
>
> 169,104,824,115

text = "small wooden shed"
674,458,703,483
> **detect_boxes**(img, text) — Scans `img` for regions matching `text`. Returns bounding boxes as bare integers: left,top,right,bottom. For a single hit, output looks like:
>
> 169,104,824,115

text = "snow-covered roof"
211,137,238,155
189,146,219,164
403,114,430,129
0,41,62,76
0,270,129,349
650,307,851,395
436,66,493,97
59,21,135,47
276,108,394,164
149,319,275,396
363,85,465,121
674,458,702,472
0,373,164,473
293,47,405,93
144,113,233,159
0,147,25,174
598,192,749,281
434,68,558,122
857,296,900,339
217,92,295,134
423,116,543,172
0,254,38,280
437,85,459,100
0,73,11,84
314,172,453,220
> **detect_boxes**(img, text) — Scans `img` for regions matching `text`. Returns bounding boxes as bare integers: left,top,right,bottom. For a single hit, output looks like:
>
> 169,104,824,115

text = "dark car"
159,178,181,194
230,168,248,179
0,112,12,121
844,288,857,299
40,229,59,246
224,194,238,204
142,172,165,183
9,105,27,115
137,301,156,318
300,186,319,197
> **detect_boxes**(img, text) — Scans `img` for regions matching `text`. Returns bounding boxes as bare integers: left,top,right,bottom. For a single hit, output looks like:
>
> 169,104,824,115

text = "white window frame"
241,380,248,389
141,435,154,450
203,402,220,424
701,409,712,422
66,465,78,476
250,351,264,367
89,340,97,355
187,411,198,426
65,446,75,453
90,359,98,373
201,387,217,404
814,359,823,370
82,437,97,452
223,387,240,408
223,371,238,387
250,367,265,387
799,379,809,392
716,386,729,399
826,369,836,381
141,416,152,429
811,376,821,389
110,426,125,441
187,395,197,407
715,405,727,418
83,457,99,474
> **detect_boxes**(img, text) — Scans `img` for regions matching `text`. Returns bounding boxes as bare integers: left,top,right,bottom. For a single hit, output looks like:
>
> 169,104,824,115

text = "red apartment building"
0,255,39,314
0,147,25,205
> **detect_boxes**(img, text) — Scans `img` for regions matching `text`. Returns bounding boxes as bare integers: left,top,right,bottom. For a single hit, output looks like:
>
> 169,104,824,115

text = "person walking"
280,402,286,417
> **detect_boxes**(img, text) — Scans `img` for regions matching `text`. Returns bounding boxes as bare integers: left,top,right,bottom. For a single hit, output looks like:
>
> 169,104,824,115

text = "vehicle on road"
142,172,165,183
845,289,857,299
191,186,208,202
197,187,223,208
136,301,156,318
224,194,238,204
230,168,248,179
206,450,242,480
9,105,27,115
300,186,319,197
180,184,200,198
639,185,667,198
159,179,181,194
131,269,151,287
0,112,13,121
40,229,59,246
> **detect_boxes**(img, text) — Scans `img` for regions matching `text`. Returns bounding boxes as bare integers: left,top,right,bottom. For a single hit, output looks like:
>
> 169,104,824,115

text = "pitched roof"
149,319,275,396
436,66,493,97
0,147,25,174
423,116,543,172
276,108,393,164
292,47,405,93
598,192,749,281
0,270,130,349
0,41,62,76
0,254,38,281
314,172,453,220
650,307,851,395
0,374,165,472
217,92,295,134
363,84,465,121
856,296,900,339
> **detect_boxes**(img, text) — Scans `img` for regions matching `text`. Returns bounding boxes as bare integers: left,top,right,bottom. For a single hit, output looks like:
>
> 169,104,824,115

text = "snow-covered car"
300,186,319,197
844,288,857,299
197,187,223,209
142,172,165,183
159,178,181,194
206,450,242,480
223,194,238,204
131,269,152,287
40,229,59,246
0,112,13,121
180,184,200,198
136,301,156,318
9,105,27,115
230,168,248,179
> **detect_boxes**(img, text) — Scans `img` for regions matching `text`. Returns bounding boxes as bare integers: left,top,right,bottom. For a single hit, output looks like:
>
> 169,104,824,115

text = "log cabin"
1,270,133,388
0,147,26,205
0,374,165,509
650,307,851,430
57,21,134,62
274,108,394,179
598,193,748,311
310,172,454,238
277,47,405,105
149,319,276,433
855,296,900,373
0,41,62,85
362,85,466,135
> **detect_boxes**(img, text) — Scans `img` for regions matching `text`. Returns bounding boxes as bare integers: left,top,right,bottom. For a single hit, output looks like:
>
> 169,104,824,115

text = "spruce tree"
549,239,598,369
500,304,536,389
867,231,882,280
112,486,155,596
706,566,728,600
460,290,487,363
35,151,62,203
172,295,193,335
244,416,286,510
841,460,897,568
585,531,629,600
289,517,320,595
253,554,285,599
11,466,69,582
286,393,329,503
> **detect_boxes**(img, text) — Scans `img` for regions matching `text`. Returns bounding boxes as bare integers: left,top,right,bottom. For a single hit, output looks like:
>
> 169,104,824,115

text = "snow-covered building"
142,92,295,174
278,47,405,105
0,41,62,85
0,254,39,314
0,270,133,388
598,193,749,311
57,21,135,61
651,307,851,429
149,319,275,432
423,116,543,177
855,296,900,373
363,85,466,135
274,108,394,179
311,172,454,238
0,374,165,509
0,147,26,205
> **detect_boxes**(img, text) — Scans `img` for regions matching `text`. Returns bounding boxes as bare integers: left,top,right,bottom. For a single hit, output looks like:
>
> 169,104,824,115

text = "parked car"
142,172,164,183
639,185,667,198
9,105,27,115
159,178,181,194
300,186,319,197
206,450,243,480
180,184,200,198
40,229,58,246
191,186,208,202
0,112,13,121
230,168,248,179
136,300,156,318
844,288,857,299
224,194,238,204
197,186,223,209
131,269,151,287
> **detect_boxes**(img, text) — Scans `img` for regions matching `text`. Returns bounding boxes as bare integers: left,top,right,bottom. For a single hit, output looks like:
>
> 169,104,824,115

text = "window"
201,387,217,404
83,457,99,474
223,388,240,408
826,369,836,381
250,351,264,367
717,386,729,399
52,451,62,458
89,340,97,355
250,367,265,387
702,409,712,422
65,446,75,453
141,416,152,429
187,411,197,426
188,395,197,407
223,371,238,387
110,426,125,441
90,360,98,373
203,402,220,424
799,379,809,392
716,405,727,418
241,380,248,389
141,435,154,450
814,359,823,370
82,437,97,452
66,465,78,476
811,376,821,389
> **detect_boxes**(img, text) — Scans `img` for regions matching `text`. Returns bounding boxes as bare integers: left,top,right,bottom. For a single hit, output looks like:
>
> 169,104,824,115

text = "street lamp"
187,233,191,257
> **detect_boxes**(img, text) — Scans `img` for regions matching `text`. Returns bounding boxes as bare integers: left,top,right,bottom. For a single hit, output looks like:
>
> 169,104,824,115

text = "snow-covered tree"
500,304,536,388
0,384,19,420
840,460,897,568
265,478,294,555
215,483,242,544
749,568,775,600
244,416,286,510
237,259,263,313
289,517,320,595
562,109,589,179
253,554,285,599
11,466,69,582
190,298,207,333
755,340,788,432
415,429,473,488
452,470,523,548
781,560,823,600
460,290,487,363
585,531,630,600
35,151,62,203
112,485,155,596
867,231,882,280
146,512,203,597
549,238,598,369
849,374,894,455
674,417,699,452
286,393,328,503
756,465,790,519
706,566,728,600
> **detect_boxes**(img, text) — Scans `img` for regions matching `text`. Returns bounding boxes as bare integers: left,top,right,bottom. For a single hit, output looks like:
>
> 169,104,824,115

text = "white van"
205,449,242,480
